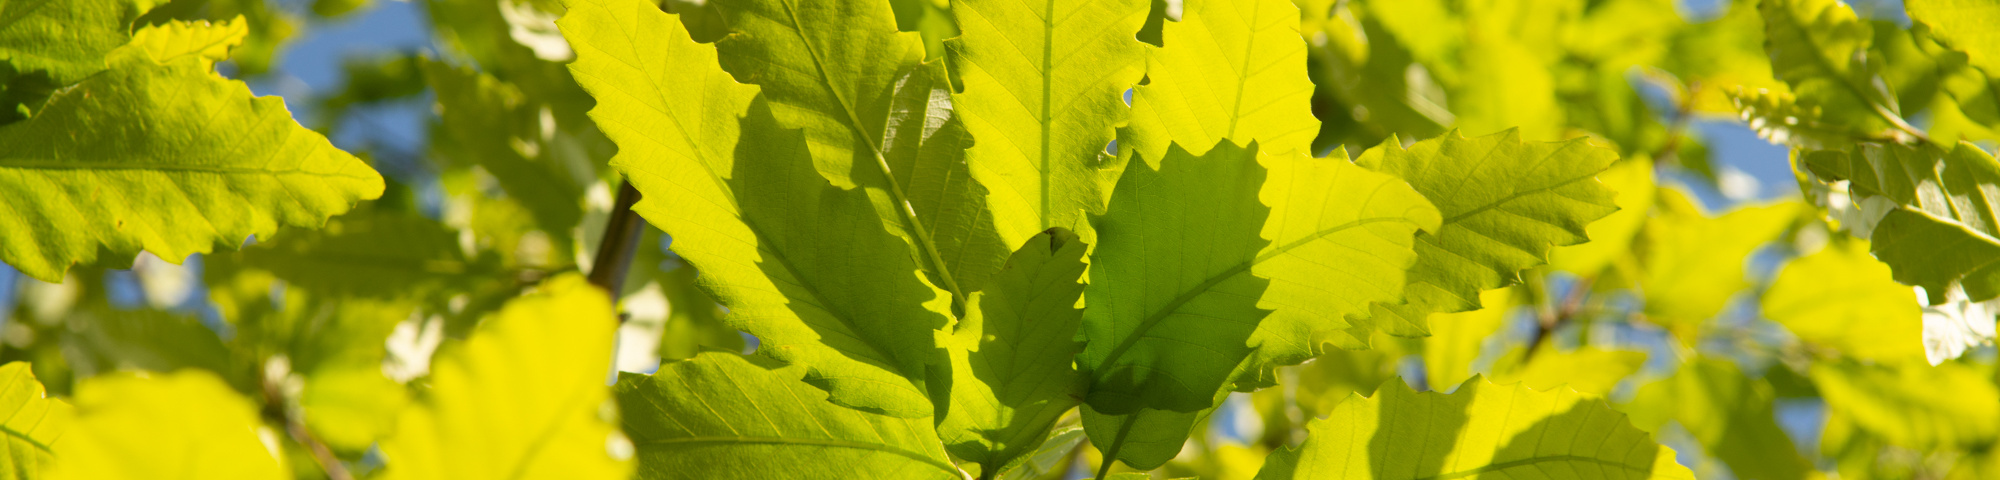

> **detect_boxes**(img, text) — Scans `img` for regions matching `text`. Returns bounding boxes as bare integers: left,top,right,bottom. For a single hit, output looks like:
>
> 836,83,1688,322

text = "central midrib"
1226,0,1264,139
1040,0,1057,225
1090,216,1417,381
775,0,966,304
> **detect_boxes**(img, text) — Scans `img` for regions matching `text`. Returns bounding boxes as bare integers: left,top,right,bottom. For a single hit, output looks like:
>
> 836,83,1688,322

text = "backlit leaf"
48,370,284,480
615,352,963,480
0,20,384,282
939,229,1091,472
946,0,1150,245
380,274,630,480
1353,130,1619,336
0,362,69,480
1763,238,1927,363
1254,376,1693,480
1801,141,2000,303
1122,0,1320,163
1078,141,1438,415
559,0,951,416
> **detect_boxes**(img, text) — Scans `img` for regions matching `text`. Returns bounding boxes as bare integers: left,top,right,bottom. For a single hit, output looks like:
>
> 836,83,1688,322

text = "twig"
587,181,648,309
1521,275,1594,363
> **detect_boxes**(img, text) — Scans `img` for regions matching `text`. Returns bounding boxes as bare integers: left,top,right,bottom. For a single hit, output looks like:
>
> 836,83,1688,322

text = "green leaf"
0,0,151,85
1253,376,1693,480
1627,358,1812,480
1639,190,1801,333
381,274,631,480
128,16,248,66
655,263,746,361
1759,0,1914,138
1906,0,2000,76
59,307,235,383
995,426,1085,480
615,352,963,480
0,20,385,283
422,59,586,236
945,0,1150,245
1079,141,1439,415
938,228,1090,472
1547,156,1654,276
0,362,69,479
236,209,488,301
1762,238,1927,363
709,0,1008,298
1811,359,2000,451
1801,141,2000,302
1352,130,1620,336
1121,0,1320,163
48,370,285,480
1081,403,1208,471
1489,347,1648,397
559,0,952,417
1731,88,1876,148
1422,288,1514,391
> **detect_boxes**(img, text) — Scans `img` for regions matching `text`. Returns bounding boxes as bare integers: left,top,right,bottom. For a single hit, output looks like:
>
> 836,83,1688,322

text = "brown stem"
588,181,648,309
1521,275,1595,363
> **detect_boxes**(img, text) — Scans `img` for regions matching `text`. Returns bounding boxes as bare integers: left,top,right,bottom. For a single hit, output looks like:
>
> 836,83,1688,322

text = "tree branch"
588,180,648,310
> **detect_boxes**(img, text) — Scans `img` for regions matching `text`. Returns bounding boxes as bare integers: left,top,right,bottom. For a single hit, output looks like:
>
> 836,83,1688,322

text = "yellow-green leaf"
0,20,384,282
615,352,962,480
947,0,1150,246
0,362,68,479
1255,376,1693,480
1122,0,1320,163
380,274,630,479
49,370,284,480
1763,239,1926,363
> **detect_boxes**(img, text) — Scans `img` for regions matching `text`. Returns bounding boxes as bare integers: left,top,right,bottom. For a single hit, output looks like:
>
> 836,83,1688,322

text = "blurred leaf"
1489,346,1647,397
380,274,629,479
0,362,69,479
615,352,961,479
311,0,371,18
1639,190,1800,334
1422,288,1514,390
1811,359,2000,451
1731,88,1870,149
60,309,237,387
1759,0,1906,136
1762,238,1926,363
1627,357,1812,480
423,59,586,236
49,370,285,480
1907,0,2000,75
1255,376,1693,479
237,210,488,301
1661,0,1788,114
